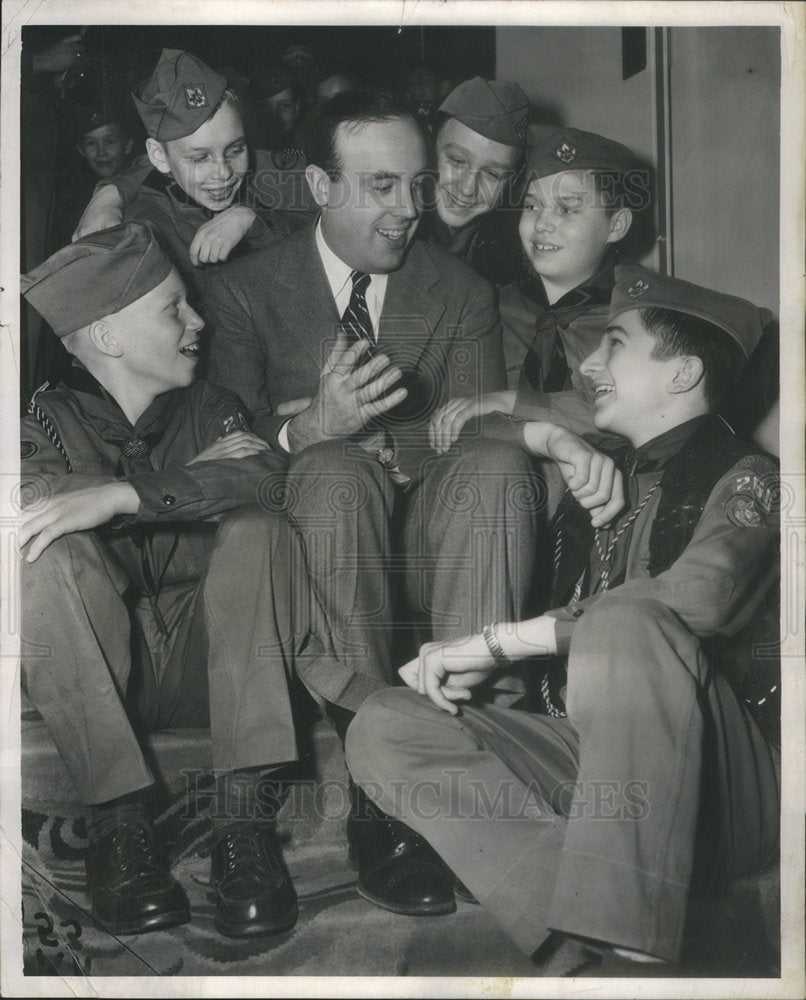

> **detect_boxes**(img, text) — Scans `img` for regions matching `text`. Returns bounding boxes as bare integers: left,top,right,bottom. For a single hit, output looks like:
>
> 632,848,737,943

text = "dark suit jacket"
203,222,507,478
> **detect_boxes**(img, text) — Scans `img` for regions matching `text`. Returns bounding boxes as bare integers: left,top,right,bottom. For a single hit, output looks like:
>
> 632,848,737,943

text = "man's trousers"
285,437,541,711
22,507,306,805
346,594,780,962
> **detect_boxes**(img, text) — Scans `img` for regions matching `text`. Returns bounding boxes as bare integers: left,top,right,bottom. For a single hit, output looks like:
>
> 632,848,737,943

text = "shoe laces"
219,825,277,879
110,822,160,878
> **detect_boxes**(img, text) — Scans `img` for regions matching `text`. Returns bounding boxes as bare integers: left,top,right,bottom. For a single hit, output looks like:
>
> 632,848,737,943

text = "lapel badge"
554,139,577,163
627,279,650,298
183,84,208,109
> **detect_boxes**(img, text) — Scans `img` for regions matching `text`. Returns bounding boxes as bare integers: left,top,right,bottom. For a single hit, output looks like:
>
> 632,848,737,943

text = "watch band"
482,623,513,669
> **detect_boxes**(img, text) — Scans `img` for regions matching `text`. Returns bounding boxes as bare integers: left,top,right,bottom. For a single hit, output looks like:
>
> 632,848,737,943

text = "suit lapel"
379,243,446,362
273,226,343,370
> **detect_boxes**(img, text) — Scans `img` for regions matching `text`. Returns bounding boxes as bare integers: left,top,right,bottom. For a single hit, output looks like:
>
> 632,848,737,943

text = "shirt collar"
314,219,388,305
624,414,710,475
315,218,355,301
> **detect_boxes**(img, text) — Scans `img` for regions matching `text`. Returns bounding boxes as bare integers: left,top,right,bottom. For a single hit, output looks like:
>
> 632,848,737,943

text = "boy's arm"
72,157,153,238
544,454,780,653
126,384,288,521
20,387,288,558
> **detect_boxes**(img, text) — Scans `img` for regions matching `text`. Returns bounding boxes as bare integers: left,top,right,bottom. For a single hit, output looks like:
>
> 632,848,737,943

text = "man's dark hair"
640,307,747,410
303,89,421,179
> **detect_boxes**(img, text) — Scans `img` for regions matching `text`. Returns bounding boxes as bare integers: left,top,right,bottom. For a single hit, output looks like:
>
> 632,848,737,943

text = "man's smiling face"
315,116,429,274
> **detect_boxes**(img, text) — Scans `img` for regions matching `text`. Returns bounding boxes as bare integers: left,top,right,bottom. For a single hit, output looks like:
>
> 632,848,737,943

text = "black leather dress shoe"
210,824,298,937
347,789,455,916
85,820,190,935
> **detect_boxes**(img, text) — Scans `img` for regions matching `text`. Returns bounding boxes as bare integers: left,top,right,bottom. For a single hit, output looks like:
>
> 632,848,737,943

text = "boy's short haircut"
641,307,747,410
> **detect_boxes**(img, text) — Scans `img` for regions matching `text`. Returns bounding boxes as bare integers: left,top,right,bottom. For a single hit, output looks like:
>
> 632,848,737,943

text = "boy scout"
347,266,780,975
72,49,314,301
54,94,134,247
20,223,306,939
418,76,528,288
429,126,644,452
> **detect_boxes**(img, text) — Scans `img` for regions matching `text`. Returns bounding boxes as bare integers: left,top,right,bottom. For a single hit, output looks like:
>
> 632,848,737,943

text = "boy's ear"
669,355,705,394
146,138,171,175
124,137,134,156
75,142,87,160
305,163,331,207
606,207,633,244
87,319,124,358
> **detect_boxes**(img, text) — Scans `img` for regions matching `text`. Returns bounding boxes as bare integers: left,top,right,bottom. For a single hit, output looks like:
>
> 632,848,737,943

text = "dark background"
22,24,496,92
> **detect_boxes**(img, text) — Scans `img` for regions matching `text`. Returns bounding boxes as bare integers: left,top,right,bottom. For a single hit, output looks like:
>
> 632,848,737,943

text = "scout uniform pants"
346,594,781,962
21,506,307,805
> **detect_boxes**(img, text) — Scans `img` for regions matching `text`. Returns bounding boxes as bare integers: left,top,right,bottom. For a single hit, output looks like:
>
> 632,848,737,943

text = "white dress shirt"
278,221,389,452
314,219,388,335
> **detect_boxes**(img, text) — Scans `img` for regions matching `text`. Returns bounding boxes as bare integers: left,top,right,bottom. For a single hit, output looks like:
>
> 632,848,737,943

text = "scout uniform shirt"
542,414,780,742
21,364,288,605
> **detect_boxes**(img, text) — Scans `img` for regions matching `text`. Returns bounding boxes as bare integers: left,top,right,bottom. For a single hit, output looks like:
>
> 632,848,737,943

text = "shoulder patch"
21,440,38,460
726,494,764,528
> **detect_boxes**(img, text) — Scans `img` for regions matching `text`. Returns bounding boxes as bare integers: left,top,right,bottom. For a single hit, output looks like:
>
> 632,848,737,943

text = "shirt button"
162,493,176,506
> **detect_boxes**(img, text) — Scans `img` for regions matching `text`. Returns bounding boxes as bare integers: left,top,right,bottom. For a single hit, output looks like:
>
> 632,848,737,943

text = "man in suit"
204,90,540,915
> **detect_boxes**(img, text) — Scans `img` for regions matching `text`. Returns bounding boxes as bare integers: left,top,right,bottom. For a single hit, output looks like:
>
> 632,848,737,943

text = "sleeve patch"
726,494,763,528
726,471,780,514
21,440,39,459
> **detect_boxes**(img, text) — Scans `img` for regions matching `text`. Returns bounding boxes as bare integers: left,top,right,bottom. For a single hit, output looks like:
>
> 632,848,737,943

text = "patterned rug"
20,715,780,982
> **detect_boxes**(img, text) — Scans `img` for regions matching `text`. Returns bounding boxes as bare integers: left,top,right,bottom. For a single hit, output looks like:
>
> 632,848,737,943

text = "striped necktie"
341,270,375,348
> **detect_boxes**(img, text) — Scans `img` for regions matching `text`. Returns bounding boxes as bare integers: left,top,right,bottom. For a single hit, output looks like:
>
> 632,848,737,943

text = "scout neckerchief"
519,257,617,393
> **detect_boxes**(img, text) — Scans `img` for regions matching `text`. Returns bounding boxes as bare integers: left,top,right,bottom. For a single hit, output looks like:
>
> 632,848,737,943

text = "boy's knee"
578,594,680,641
345,688,422,774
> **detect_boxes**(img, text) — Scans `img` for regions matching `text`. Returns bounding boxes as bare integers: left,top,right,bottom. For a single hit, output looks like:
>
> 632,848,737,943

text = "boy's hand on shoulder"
20,482,139,563
536,423,625,528
187,431,271,464
189,206,257,265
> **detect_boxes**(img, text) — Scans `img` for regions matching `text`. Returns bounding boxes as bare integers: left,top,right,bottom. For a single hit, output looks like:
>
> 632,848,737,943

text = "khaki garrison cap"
21,223,173,337
610,265,765,360
439,77,529,146
133,48,228,141
527,125,637,178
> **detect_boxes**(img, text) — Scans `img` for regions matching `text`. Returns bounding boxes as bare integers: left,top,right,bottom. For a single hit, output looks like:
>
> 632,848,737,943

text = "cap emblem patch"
627,279,650,298
554,139,576,163
183,84,208,109
515,116,528,142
